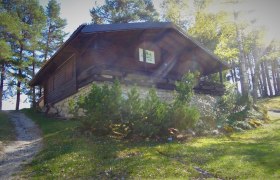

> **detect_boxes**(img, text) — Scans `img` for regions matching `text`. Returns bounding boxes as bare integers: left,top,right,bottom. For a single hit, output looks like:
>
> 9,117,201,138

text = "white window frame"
139,48,155,64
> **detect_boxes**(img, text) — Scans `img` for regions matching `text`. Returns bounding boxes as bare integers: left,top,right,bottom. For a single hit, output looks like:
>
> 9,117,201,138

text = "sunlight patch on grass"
259,96,280,110
21,109,280,179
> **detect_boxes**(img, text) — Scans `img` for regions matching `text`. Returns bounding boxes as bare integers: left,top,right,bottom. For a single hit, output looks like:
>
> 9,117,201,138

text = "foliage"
172,72,200,130
132,89,170,137
218,82,243,115
70,73,199,138
175,72,198,103
0,0,67,110
21,108,280,179
76,81,122,135
171,104,200,130
42,0,67,61
161,0,190,28
90,0,159,24
217,82,267,131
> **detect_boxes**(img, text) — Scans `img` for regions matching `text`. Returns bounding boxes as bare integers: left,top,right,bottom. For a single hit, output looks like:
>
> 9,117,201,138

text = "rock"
47,106,58,115
212,129,219,135
186,129,196,136
41,106,48,113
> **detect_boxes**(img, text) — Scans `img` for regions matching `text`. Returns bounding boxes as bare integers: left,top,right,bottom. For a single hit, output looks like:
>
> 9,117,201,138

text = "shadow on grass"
0,112,15,145
158,117,280,179
22,108,280,179
22,109,195,179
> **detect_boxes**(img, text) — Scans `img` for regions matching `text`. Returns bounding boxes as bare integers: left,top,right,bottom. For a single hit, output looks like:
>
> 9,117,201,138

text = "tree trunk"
271,60,278,94
260,62,268,97
230,60,236,83
252,49,260,102
39,85,42,97
16,46,23,111
233,66,239,90
230,69,235,82
0,63,5,110
257,65,263,97
252,63,260,102
264,61,273,96
276,59,280,95
32,52,36,108
44,26,51,62
246,54,254,91
235,20,249,96
15,69,22,111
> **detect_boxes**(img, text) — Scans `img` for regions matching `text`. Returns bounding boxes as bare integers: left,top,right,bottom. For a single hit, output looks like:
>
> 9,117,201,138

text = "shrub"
175,72,199,103
122,88,170,138
120,87,144,135
140,89,170,137
170,104,200,131
73,81,122,135
69,72,200,139
171,72,200,131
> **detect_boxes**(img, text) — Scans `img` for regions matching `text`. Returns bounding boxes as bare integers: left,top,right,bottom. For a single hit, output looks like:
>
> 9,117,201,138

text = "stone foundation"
51,81,218,119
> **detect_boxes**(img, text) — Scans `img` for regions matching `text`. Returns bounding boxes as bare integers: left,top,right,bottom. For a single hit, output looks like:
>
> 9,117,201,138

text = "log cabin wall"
45,54,76,104
75,29,196,90
34,24,228,105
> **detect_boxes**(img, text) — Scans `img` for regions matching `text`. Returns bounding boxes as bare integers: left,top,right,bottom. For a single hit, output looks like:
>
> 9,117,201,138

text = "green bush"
138,89,170,137
175,72,198,103
171,72,200,131
73,81,122,135
120,87,144,135
170,104,200,131
69,72,200,139
217,82,267,132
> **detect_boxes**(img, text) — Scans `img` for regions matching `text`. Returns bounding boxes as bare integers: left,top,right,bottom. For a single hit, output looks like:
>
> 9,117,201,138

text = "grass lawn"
0,111,15,151
21,109,280,179
259,96,280,110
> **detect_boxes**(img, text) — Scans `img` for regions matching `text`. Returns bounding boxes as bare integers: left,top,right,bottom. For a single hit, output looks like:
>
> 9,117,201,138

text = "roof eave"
29,24,87,86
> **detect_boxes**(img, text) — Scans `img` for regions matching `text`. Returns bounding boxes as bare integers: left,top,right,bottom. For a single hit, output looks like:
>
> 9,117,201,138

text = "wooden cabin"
30,22,228,106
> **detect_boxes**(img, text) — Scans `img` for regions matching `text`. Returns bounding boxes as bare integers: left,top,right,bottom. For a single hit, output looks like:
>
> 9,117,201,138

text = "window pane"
139,48,144,62
145,50,155,64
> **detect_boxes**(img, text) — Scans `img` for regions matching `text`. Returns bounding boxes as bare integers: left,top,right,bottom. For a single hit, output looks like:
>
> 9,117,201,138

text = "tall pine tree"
1,0,45,110
161,0,189,29
90,0,159,24
42,0,67,62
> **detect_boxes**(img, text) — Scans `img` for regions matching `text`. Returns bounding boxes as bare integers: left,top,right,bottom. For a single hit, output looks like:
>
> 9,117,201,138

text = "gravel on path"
0,111,42,179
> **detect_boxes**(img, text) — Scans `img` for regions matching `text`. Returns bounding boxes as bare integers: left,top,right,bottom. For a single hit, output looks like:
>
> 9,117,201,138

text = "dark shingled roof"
30,22,229,86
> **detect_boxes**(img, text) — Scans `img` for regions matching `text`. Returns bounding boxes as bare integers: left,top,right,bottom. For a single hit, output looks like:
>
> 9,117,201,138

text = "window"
139,48,155,64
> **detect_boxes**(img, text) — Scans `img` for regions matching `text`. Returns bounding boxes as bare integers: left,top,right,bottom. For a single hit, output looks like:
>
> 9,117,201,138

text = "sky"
2,0,280,110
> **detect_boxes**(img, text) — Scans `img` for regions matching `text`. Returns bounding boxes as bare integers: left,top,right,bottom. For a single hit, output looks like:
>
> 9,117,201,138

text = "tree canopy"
90,0,159,24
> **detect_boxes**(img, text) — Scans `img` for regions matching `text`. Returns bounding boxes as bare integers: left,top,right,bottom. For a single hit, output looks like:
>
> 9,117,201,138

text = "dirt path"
0,111,42,179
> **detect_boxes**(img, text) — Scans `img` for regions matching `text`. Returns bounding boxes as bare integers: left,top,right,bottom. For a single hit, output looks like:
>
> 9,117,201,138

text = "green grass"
21,109,280,179
0,111,15,151
259,96,280,110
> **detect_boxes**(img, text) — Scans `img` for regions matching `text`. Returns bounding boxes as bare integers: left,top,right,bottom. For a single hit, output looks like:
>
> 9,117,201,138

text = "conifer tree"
90,0,159,24
42,0,67,62
1,0,45,110
161,0,189,29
